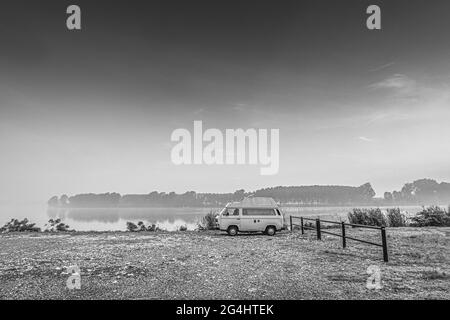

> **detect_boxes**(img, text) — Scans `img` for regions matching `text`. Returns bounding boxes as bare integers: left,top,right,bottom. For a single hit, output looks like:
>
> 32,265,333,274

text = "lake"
0,203,427,231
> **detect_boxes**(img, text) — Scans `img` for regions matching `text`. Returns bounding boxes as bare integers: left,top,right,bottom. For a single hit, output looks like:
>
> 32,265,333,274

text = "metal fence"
289,216,389,262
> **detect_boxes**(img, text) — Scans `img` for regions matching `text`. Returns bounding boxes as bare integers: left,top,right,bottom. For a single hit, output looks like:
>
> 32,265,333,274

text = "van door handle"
236,218,240,220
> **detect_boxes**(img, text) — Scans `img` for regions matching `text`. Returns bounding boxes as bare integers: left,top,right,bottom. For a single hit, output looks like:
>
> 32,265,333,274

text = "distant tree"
233,189,246,200
401,183,416,201
390,179,450,204
410,179,440,203
384,192,393,201
68,193,121,207
60,195,69,206
358,183,376,201
48,196,59,207
392,191,402,201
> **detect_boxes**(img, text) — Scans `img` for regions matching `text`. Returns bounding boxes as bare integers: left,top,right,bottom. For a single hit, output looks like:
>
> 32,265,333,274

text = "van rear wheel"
265,226,276,236
227,226,238,236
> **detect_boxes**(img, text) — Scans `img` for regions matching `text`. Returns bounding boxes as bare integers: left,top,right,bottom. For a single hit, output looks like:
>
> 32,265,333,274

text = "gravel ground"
0,227,448,300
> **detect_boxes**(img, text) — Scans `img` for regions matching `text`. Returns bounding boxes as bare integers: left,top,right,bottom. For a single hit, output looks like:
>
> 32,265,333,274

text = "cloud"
364,111,414,125
358,136,374,142
368,74,415,91
369,62,395,72
232,103,247,111
193,108,205,115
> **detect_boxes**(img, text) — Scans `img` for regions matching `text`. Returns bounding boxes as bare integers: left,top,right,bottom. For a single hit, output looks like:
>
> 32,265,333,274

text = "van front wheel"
265,226,276,236
227,226,238,236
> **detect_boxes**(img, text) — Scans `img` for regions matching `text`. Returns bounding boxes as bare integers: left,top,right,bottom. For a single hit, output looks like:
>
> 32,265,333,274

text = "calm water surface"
0,204,426,231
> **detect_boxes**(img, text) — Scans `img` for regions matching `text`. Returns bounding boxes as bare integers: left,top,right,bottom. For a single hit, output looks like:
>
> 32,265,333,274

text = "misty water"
0,204,426,231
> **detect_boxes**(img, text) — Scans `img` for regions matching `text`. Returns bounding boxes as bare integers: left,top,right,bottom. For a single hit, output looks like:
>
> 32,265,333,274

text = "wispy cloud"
193,108,205,115
358,136,374,142
232,103,247,111
369,62,395,72
368,74,415,91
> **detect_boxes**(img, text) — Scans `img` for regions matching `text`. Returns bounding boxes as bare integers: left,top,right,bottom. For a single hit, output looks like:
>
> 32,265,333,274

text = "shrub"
45,219,71,232
56,223,70,232
146,223,159,232
126,221,138,232
197,211,217,231
411,206,450,227
0,218,41,233
126,221,160,232
178,225,188,231
347,208,387,227
387,208,408,227
137,221,147,232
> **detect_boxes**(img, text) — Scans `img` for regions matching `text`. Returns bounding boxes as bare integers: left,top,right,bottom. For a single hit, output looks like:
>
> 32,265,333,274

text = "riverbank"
0,227,448,299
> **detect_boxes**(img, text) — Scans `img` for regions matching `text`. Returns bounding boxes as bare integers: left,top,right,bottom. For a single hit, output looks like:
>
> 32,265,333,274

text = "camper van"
217,197,285,236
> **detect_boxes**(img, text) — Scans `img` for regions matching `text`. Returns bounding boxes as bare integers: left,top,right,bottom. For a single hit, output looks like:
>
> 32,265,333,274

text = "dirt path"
0,227,448,299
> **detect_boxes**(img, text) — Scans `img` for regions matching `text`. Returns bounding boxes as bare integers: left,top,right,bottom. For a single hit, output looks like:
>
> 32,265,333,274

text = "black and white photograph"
0,0,449,308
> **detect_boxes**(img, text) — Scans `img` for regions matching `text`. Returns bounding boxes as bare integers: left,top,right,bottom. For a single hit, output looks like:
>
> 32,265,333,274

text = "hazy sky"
1,0,450,204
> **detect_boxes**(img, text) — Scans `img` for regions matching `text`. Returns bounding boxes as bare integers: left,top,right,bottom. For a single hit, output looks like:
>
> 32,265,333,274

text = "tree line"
48,179,450,208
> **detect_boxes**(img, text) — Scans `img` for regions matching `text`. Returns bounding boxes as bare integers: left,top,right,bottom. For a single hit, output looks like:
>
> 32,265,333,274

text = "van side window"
242,208,276,216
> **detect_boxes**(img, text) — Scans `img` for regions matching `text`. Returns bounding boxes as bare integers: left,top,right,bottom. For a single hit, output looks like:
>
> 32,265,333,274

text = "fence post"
381,227,388,262
300,217,304,235
341,222,346,248
290,215,293,232
316,218,321,240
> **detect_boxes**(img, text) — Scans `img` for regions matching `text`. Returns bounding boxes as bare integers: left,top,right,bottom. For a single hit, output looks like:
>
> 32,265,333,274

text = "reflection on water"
1,204,426,232
46,207,218,231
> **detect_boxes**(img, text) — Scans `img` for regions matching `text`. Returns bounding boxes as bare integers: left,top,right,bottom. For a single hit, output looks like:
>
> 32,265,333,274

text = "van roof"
226,197,279,208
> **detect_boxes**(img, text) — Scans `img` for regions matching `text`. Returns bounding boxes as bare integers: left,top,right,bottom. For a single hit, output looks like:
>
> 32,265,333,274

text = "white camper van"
217,197,285,236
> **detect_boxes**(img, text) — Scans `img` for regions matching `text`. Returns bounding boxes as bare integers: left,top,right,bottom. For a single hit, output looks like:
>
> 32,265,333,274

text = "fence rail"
289,215,388,262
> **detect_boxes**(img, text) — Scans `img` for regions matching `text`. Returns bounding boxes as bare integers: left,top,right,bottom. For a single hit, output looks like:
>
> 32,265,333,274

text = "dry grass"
0,227,448,300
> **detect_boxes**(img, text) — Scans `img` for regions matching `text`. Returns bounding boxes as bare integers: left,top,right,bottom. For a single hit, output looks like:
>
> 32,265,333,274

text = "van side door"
241,208,259,231
243,208,280,231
